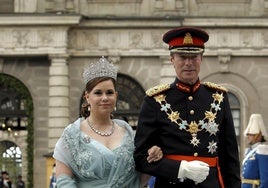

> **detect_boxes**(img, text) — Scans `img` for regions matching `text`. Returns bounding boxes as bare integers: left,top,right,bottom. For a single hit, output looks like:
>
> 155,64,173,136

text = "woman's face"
171,53,202,85
85,80,117,115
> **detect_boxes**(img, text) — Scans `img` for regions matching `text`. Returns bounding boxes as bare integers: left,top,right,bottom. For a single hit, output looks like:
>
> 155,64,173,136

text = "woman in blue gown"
53,57,163,188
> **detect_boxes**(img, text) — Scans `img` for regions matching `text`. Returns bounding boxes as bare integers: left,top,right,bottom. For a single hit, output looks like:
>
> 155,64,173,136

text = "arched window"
0,141,22,180
113,74,145,129
227,92,241,146
0,73,33,187
0,82,28,133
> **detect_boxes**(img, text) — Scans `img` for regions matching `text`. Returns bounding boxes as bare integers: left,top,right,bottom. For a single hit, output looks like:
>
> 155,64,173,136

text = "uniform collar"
250,142,261,150
175,78,201,93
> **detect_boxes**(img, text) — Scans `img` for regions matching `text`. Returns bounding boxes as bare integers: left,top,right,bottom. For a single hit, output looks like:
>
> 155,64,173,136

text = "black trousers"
155,178,199,188
154,175,220,188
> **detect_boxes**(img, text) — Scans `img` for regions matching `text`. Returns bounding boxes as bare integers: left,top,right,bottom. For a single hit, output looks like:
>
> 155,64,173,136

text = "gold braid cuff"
242,178,260,186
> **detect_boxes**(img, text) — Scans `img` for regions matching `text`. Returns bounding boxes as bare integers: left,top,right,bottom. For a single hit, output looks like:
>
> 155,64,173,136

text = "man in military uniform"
134,27,241,188
242,113,268,188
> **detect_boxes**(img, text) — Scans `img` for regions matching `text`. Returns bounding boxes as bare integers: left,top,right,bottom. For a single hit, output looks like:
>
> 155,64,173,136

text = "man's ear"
170,54,174,65
256,133,263,141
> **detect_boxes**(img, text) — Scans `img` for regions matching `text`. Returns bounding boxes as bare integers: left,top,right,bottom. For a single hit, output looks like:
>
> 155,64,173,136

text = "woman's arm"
56,160,73,177
55,160,77,188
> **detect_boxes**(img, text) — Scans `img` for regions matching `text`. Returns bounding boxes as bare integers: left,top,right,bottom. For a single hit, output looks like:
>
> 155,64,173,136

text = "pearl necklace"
87,118,115,136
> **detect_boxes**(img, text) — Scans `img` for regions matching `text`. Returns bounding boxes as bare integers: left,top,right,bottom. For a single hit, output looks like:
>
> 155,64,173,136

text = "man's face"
2,173,8,179
246,134,261,145
171,53,202,85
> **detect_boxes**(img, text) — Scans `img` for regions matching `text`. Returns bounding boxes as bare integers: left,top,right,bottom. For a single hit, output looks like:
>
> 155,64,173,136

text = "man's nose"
185,57,193,65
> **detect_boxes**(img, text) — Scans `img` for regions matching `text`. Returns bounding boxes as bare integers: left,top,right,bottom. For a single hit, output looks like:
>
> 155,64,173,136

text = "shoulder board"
146,84,171,97
203,82,228,93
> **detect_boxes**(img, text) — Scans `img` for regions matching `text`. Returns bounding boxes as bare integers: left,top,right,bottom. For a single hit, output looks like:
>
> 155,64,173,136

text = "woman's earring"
88,106,91,111
114,106,117,111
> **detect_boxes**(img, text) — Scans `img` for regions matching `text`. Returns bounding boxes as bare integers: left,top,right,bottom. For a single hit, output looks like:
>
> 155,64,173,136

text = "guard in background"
134,26,241,188
49,164,56,188
242,113,268,188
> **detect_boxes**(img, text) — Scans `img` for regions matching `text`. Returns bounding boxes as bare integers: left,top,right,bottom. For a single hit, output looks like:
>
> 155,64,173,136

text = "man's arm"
134,97,183,182
218,94,241,188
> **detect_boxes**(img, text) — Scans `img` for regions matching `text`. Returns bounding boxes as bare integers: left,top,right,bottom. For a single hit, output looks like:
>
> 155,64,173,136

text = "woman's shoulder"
62,118,83,135
57,118,84,150
113,119,133,132
113,119,131,127
113,118,128,125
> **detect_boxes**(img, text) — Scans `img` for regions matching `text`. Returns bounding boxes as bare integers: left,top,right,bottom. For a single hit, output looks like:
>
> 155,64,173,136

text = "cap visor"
170,47,204,54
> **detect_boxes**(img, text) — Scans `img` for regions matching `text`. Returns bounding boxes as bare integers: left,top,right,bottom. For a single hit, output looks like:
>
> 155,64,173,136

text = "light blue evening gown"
53,118,141,188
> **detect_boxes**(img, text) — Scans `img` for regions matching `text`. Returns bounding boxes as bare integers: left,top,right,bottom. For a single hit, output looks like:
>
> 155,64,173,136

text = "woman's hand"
147,145,163,163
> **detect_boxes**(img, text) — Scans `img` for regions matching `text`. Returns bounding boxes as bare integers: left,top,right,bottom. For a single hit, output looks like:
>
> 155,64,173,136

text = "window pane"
228,92,240,107
227,93,240,145
0,85,28,130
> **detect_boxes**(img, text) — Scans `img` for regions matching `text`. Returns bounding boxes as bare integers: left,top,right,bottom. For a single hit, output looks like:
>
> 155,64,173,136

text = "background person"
53,56,163,188
134,26,241,188
1,171,11,188
16,175,25,188
242,113,268,188
49,164,56,188
147,176,156,188
0,172,3,188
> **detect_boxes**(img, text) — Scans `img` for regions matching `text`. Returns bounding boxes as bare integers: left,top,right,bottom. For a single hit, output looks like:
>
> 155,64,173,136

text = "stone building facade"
0,0,268,187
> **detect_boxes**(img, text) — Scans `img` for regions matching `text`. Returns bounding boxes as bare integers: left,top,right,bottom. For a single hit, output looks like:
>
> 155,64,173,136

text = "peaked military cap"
162,26,209,54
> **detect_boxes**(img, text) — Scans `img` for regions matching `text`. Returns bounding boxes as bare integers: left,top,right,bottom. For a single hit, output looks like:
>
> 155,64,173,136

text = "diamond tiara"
82,56,118,84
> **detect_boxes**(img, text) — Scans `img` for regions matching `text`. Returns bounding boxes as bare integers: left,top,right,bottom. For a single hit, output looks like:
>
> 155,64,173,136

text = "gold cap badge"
183,33,193,45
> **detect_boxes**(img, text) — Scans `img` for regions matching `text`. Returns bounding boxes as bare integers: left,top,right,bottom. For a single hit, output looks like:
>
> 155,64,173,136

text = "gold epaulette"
204,82,228,93
146,84,171,97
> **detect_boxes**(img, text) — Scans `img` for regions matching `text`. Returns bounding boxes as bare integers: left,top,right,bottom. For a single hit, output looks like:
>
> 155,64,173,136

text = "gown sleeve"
53,122,80,188
56,174,77,188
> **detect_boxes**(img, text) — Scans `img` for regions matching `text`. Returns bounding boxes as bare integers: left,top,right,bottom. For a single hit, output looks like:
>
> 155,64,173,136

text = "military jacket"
134,78,241,188
242,142,268,188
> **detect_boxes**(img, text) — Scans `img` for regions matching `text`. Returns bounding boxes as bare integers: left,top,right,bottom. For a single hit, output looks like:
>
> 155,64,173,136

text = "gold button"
188,96,193,101
194,152,198,157
190,110,194,115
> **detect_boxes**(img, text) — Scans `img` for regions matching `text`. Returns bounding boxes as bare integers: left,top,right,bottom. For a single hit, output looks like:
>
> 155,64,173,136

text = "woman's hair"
80,77,116,118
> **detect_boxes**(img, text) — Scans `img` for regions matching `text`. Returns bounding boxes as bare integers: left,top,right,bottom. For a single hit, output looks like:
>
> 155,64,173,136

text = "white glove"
178,160,209,183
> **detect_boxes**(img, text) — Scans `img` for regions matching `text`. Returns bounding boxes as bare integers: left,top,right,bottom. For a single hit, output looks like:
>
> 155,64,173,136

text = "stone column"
48,54,70,150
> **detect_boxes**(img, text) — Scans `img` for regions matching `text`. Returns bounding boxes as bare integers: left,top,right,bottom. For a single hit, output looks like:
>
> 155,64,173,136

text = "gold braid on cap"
82,56,118,84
